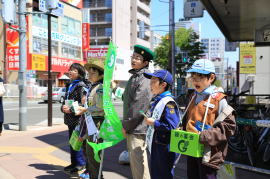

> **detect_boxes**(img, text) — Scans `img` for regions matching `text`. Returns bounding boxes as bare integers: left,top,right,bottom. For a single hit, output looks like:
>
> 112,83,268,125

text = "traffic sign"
39,0,64,17
184,0,204,18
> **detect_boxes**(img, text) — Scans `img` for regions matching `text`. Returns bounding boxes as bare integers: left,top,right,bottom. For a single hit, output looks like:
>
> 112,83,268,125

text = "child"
76,59,105,179
143,70,180,179
183,59,236,179
61,63,86,173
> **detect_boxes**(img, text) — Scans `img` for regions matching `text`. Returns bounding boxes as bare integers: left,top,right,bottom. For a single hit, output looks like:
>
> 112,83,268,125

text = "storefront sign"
32,54,46,71
52,57,83,73
82,23,90,50
32,26,82,46
240,43,256,74
7,47,19,71
84,48,108,59
6,26,19,71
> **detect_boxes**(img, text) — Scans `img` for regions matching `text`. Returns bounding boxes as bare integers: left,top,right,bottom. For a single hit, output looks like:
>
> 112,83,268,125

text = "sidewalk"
0,124,131,179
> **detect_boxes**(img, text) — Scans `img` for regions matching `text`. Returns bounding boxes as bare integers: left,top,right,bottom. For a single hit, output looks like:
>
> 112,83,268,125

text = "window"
61,43,81,59
32,14,58,31
33,37,58,56
61,16,81,37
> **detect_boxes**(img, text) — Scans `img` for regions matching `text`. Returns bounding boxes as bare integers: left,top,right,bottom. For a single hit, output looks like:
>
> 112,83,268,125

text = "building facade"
201,38,226,86
1,0,84,87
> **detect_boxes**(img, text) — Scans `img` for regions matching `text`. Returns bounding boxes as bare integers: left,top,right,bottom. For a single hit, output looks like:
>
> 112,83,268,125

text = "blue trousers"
68,125,86,167
151,142,178,179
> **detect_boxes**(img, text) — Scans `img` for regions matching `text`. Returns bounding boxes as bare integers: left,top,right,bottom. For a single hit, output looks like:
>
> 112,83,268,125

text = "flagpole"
98,149,105,179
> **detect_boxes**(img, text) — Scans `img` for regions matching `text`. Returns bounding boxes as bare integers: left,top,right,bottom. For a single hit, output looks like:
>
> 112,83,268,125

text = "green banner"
87,41,124,162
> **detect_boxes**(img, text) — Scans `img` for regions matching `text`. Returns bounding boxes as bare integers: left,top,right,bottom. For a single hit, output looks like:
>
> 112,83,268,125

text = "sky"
150,0,238,67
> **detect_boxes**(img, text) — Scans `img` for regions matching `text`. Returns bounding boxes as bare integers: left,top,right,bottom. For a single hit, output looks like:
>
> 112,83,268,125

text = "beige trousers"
126,134,150,179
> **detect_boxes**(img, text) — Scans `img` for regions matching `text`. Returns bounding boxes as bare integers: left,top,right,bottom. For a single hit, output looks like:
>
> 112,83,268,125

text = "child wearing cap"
76,59,105,179
182,59,236,179
143,69,180,179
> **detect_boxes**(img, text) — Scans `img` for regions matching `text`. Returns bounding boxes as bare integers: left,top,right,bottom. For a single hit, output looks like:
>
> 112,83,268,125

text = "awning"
200,0,270,42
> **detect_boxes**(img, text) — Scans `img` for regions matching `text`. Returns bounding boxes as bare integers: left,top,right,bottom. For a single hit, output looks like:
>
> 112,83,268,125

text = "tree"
154,28,205,78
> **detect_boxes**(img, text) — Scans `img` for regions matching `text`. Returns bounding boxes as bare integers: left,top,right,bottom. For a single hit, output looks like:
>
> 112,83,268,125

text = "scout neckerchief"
67,79,80,99
146,91,180,153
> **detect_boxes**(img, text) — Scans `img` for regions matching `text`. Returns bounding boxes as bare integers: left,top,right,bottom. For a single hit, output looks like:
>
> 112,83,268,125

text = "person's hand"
110,80,117,89
78,137,84,142
62,105,71,114
76,106,87,116
144,117,155,126
122,128,127,138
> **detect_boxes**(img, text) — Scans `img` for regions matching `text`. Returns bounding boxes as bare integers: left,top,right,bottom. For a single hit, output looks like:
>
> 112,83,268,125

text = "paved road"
3,100,123,127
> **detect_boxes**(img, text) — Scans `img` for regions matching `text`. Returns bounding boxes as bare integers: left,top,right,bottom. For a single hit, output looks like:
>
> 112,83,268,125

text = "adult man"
121,45,154,179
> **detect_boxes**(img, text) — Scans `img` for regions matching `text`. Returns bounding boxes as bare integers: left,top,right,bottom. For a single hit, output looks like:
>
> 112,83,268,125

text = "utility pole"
169,0,175,95
18,0,27,131
47,13,52,126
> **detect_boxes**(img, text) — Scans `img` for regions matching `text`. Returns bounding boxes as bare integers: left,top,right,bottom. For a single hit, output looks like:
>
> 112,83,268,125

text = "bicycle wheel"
263,142,270,162
244,129,256,166
228,126,247,153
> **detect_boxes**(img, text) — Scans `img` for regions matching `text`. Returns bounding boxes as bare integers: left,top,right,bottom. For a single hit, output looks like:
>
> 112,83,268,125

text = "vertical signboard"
6,26,19,70
240,43,256,74
82,23,90,50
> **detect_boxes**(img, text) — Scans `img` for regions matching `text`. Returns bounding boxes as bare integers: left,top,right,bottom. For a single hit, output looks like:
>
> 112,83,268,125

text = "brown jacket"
183,93,236,169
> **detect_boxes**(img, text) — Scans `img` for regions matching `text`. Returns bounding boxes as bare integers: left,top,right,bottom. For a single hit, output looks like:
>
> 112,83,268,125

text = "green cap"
134,44,155,61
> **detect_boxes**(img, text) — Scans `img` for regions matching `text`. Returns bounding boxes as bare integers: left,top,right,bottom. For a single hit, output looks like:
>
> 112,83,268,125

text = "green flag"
87,41,125,162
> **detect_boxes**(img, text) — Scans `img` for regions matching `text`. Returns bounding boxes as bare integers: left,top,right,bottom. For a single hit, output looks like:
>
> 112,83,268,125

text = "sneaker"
64,164,74,171
79,172,90,179
70,165,85,174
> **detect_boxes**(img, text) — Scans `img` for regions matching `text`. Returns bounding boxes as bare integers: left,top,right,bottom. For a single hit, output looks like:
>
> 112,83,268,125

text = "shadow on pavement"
29,163,70,179
35,130,132,178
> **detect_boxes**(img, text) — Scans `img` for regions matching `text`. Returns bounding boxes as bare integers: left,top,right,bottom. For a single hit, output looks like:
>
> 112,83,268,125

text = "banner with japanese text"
240,43,256,74
6,26,19,70
87,42,125,162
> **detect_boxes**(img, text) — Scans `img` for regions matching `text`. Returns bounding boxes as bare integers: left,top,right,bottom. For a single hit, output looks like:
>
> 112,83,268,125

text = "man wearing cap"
120,45,154,179
143,69,180,179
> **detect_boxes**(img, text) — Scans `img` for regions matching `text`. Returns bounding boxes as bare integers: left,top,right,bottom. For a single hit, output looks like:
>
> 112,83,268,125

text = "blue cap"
186,59,215,74
144,70,173,85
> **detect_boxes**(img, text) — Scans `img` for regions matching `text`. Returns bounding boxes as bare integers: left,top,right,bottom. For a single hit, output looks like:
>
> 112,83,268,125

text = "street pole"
169,0,176,95
48,13,53,126
18,0,27,131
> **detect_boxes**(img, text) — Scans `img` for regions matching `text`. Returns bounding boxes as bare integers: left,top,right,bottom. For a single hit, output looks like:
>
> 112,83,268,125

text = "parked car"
41,87,66,103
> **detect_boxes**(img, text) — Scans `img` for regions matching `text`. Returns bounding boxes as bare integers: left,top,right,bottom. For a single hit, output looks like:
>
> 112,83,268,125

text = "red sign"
7,47,20,70
82,23,90,50
61,0,82,8
52,57,84,72
6,26,19,70
83,48,108,59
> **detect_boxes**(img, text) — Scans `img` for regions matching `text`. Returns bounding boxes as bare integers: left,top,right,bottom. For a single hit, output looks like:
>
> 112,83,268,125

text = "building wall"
112,0,130,49
130,0,151,49
240,47,270,94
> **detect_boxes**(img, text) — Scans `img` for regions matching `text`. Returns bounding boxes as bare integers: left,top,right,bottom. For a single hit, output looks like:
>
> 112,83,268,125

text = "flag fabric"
87,41,125,162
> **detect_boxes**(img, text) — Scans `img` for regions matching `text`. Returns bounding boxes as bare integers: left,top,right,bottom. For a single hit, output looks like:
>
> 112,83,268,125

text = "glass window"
61,16,81,37
61,43,81,59
51,17,58,32
33,37,58,56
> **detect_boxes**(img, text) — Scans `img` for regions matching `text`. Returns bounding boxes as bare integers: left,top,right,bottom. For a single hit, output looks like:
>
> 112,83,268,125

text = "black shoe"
64,164,75,171
70,165,85,174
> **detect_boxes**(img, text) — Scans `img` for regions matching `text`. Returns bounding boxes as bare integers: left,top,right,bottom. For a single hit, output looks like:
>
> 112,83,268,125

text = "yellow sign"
240,43,256,74
32,54,46,71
